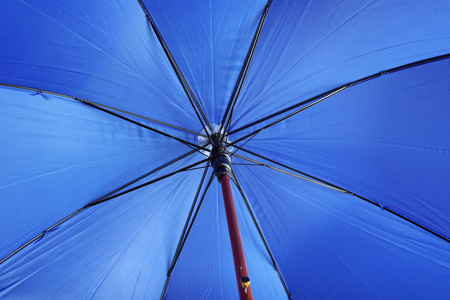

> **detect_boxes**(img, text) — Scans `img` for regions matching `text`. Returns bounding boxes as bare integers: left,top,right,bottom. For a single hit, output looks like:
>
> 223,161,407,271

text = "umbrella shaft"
220,174,253,300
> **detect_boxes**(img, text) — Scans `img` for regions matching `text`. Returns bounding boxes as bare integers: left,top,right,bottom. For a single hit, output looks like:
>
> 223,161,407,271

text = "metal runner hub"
210,133,232,180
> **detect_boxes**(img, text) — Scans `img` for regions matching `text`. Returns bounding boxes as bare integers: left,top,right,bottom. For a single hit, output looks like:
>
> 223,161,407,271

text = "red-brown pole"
220,174,253,300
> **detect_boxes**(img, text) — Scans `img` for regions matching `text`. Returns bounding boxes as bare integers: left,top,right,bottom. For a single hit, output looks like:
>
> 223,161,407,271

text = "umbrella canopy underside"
1,0,450,299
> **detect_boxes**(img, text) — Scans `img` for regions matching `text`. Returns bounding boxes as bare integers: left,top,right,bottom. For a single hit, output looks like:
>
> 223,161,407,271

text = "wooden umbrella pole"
220,173,253,300
211,133,253,299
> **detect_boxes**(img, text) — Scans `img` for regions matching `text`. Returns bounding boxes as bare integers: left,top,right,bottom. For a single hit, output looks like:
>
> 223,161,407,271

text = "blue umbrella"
1,0,450,299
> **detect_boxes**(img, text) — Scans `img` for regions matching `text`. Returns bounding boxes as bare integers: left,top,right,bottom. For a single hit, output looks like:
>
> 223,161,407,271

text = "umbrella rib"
218,0,273,141
88,158,209,207
0,148,202,265
227,85,350,148
229,132,259,157
87,149,204,207
229,53,450,136
234,148,450,244
136,0,214,140
0,82,204,137
230,169,292,299
180,165,210,172
166,161,210,272
82,101,209,153
160,171,216,300
231,163,260,166
234,153,347,194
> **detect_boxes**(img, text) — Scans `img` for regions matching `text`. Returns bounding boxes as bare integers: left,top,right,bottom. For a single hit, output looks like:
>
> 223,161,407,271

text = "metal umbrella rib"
160,171,216,300
229,53,450,137
0,83,206,148
90,158,209,207
137,0,214,140
227,85,351,148
219,0,273,141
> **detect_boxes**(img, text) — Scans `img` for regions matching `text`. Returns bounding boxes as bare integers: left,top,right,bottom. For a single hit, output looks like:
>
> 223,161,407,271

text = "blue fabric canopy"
1,0,450,299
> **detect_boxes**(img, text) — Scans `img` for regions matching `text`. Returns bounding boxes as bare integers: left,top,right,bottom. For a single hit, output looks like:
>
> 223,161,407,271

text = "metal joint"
210,133,232,180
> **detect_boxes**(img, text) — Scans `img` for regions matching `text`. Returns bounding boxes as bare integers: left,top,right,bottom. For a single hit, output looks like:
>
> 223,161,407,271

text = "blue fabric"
1,0,450,299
